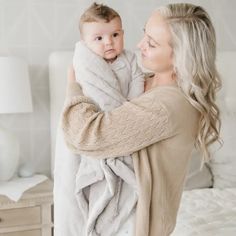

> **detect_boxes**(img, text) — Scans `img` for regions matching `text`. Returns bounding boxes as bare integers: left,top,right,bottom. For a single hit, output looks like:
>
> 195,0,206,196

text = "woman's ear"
171,66,177,81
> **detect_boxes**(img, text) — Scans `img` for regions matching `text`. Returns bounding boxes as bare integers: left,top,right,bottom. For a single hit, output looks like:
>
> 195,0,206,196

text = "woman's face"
137,11,173,73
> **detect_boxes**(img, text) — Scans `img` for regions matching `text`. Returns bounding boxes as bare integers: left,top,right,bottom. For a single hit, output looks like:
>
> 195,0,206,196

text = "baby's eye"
113,32,119,37
95,36,103,41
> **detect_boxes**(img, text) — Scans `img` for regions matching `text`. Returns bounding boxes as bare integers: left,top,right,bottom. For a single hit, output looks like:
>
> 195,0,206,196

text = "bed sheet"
171,188,236,236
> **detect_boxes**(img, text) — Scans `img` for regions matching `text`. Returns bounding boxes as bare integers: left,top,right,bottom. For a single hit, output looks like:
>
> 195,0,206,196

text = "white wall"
0,0,235,176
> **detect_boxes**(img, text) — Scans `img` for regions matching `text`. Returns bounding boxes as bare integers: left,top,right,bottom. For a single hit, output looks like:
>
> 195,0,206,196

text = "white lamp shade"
0,57,33,113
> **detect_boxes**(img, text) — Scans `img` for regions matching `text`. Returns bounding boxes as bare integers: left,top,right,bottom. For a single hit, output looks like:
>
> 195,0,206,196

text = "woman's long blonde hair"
157,3,222,164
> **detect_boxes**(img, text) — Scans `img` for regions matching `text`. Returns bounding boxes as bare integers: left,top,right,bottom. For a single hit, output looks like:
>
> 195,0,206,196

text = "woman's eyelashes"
145,38,156,48
148,41,155,48
142,29,156,48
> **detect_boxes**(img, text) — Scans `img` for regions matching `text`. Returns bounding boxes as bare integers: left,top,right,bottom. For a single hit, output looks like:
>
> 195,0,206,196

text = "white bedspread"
171,188,236,236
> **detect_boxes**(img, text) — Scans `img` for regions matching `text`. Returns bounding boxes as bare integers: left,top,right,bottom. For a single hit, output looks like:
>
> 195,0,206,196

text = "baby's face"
81,17,124,61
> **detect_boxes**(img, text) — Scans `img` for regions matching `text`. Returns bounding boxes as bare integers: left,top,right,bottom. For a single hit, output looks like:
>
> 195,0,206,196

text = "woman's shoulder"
142,84,183,103
141,85,200,129
129,85,187,120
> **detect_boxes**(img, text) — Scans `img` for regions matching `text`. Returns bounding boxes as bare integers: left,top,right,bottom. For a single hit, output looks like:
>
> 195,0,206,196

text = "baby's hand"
67,65,76,82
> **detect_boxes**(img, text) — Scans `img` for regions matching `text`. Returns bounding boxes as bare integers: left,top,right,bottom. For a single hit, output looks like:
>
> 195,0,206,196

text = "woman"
62,3,221,236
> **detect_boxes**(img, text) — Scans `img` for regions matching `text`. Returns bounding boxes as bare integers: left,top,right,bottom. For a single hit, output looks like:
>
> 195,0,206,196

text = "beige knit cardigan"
61,81,200,236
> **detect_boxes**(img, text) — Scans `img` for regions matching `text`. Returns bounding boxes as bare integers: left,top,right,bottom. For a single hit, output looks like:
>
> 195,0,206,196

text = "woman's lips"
141,53,146,58
141,53,146,59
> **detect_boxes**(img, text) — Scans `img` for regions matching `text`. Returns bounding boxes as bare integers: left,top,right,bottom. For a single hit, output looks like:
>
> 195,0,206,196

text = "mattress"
171,188,236,236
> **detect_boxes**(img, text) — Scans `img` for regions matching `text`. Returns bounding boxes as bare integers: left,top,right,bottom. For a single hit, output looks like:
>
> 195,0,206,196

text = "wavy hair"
157,3,222,164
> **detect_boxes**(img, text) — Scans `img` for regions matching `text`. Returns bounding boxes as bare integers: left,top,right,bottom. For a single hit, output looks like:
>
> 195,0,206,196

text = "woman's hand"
67,65,76,82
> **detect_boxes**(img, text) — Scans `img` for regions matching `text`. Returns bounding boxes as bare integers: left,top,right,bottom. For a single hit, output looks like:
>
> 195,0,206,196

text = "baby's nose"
104,37,112,45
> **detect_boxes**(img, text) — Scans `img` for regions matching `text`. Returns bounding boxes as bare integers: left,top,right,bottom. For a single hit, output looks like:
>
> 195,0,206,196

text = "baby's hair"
79,2,121,33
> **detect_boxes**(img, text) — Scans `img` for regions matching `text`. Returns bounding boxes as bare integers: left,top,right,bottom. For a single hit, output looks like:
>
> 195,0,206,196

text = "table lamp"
0,57,33,181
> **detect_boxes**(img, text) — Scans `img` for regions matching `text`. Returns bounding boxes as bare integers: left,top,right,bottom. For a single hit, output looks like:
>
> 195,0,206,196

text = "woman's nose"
137,37,146,51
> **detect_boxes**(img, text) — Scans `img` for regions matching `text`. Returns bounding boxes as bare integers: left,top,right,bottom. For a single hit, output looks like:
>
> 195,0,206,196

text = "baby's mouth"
105,49,115,54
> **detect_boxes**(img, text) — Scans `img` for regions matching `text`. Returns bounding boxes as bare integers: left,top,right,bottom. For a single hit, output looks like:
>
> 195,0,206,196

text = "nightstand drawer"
1,229,41,236
0,206,41,228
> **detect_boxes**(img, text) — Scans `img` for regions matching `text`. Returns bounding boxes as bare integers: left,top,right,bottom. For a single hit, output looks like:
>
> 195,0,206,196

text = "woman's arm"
61,67,174,159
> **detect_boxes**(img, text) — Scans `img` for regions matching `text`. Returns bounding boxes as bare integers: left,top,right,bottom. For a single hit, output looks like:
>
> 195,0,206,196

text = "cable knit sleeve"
61,81,174,159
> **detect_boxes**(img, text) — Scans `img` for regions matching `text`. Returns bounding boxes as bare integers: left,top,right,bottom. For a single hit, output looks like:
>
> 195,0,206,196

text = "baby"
72,3,144,236
73,2,144,104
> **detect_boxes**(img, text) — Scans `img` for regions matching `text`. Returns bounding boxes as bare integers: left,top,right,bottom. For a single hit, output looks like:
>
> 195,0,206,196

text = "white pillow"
208,51,236,188
210,111,236,188
184,148,213,190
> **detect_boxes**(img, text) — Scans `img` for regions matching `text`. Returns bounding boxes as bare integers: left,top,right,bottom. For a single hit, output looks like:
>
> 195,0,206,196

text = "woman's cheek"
146,50,163,72
141,53,154,71
141,54,156,71
141,49,166,72
152,49,173,72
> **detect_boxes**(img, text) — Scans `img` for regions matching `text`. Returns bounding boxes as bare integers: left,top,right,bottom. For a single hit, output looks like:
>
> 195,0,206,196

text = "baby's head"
79,2,124,62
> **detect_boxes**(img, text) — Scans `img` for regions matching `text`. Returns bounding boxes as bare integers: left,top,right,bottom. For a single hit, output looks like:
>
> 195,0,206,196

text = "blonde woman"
61,3,221,236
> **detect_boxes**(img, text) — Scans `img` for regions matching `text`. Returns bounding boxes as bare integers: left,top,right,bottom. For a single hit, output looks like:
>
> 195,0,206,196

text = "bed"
49,50,236,236
171,188,236,236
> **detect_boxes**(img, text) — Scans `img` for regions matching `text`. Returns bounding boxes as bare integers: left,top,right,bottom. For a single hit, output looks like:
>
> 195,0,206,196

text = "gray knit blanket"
72,41,144,236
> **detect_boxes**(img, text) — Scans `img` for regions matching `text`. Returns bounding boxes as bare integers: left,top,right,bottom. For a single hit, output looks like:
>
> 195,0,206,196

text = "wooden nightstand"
0,179,53,236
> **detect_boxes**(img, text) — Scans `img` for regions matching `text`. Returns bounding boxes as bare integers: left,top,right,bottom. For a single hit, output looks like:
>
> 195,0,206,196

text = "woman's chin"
141,60,155,73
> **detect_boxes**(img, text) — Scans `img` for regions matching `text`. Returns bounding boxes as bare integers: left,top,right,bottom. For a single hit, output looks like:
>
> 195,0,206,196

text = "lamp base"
18,162,35,178
0,125,20,181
